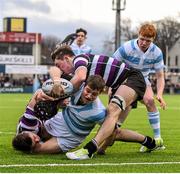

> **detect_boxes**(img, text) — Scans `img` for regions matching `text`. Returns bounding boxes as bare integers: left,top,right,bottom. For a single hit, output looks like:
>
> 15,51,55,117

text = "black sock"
141,136,156,149
84,139,98,157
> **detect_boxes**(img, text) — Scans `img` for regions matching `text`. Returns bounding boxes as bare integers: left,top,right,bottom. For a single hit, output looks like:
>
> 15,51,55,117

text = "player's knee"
113,128,123,140
110,95,126,111
143,97,155,108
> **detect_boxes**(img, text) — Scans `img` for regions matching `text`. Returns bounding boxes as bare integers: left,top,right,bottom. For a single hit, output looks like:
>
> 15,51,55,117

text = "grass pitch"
0,93,180,173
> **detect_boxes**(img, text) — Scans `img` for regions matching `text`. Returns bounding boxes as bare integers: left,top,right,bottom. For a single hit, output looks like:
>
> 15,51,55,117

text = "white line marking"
0,131,15,135
0,162,180,168
0,106,24,109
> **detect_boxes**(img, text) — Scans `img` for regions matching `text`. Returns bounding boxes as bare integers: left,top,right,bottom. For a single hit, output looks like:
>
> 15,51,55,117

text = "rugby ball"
42,78,73,99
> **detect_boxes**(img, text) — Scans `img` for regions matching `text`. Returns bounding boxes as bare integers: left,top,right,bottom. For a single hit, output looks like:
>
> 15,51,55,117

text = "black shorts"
123,68,146,101
131,100,138,108
111,68,146,101
61,73,73,81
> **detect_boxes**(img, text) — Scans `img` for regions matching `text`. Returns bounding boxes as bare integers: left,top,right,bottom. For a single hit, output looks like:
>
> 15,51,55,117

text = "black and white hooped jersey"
73,54,131,88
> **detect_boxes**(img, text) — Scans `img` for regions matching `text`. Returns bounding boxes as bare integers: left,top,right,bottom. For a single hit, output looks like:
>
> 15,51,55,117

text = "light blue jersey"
44,84,106,151
17,85,106,138
17,84,106,152
113,39,164,80
62,84,106,136
71,42,92,55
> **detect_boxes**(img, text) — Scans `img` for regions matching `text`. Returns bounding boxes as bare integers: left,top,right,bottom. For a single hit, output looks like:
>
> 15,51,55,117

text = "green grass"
0,94,180,173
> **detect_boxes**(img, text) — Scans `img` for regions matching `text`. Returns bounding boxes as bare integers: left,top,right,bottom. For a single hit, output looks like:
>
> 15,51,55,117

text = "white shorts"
44,112,85,152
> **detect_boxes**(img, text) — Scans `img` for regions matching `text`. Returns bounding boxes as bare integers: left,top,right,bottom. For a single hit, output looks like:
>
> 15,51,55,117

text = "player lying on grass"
12,75,156,154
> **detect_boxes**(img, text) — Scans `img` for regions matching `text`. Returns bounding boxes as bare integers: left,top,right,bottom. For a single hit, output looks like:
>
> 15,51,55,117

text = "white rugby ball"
42,78,73,99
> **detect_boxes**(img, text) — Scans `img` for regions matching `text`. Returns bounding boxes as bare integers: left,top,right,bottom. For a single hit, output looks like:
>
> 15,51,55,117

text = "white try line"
0,106,25,109
0,162,180,168
0,131,15,135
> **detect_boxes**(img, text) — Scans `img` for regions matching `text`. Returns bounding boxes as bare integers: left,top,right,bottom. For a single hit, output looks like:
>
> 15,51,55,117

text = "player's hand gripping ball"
34,100,59,121
42,78,73,100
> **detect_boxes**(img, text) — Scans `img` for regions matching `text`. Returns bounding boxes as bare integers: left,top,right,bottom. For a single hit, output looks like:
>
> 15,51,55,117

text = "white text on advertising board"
0,55,34,64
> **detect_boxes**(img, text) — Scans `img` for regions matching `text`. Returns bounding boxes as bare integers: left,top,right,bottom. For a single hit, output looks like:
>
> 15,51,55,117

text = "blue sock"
148,111,161,138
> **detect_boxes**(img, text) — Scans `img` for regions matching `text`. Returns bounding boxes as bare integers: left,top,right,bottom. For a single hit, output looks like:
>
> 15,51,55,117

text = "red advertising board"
0,32,41,43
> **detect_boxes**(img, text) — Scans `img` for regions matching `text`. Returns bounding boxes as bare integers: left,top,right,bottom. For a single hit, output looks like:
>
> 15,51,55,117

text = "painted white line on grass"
0,162,180,168
0,131,15,135
0,106,24,109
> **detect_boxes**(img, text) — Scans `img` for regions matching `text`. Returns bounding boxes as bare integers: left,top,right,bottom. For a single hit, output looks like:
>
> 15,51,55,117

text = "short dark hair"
86,75,105,93
12,132,33,152
76,28,87,36
51,45,75,61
